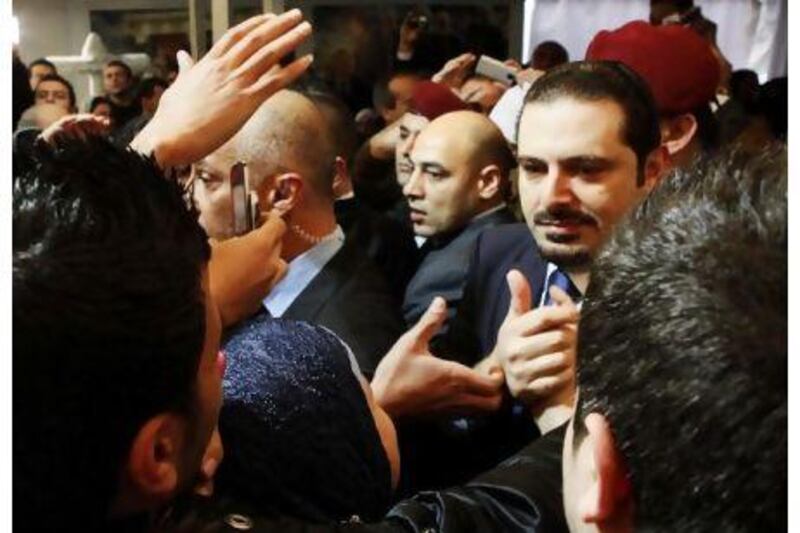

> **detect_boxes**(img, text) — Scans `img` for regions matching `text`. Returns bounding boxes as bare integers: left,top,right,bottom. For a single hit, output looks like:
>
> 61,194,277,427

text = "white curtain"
523,0,787,83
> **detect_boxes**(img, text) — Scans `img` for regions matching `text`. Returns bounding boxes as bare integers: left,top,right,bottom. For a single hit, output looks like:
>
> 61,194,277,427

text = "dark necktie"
543,268,582,305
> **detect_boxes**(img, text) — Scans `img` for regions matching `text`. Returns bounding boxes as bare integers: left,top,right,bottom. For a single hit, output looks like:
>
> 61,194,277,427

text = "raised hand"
432,52,477,90
131,10,313,168
371,297,504,420
491,269,578,422
38,113,111,146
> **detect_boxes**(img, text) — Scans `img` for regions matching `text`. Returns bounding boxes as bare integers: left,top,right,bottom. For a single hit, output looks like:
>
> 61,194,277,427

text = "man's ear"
126,413,188,503
477,164,503,200
641,144,668,193
660,113,698,157
270,173,303,217
579,413,633,526
331,156,353,199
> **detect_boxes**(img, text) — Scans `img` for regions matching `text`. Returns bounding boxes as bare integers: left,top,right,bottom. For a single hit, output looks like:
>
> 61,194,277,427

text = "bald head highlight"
234,90,336,199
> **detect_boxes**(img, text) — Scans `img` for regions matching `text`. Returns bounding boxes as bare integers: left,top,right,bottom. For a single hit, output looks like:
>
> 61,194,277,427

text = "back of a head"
235,90,336,200
307,91,358,163
137,76,168,101
14,136,210,528
520,61,661,177
531,40,569,71
218,314,392,522
576,147,787,531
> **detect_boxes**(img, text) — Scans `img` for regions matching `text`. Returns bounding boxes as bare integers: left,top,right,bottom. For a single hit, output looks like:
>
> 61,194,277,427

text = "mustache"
533,206,598,227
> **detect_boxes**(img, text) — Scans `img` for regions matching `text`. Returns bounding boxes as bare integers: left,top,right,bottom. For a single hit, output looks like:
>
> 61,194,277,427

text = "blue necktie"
543,268,582,305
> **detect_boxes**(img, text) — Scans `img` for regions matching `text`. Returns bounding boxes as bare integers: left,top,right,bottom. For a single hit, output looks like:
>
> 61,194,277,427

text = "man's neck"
280,208,337,262
564,267,591,295
109,93,131,107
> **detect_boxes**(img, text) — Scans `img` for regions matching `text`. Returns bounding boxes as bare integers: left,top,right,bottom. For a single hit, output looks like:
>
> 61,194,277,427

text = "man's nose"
403,166,423,199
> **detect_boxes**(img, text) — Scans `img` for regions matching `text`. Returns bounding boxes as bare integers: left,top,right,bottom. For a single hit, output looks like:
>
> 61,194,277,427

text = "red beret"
410,81,469,121
586,20,720,116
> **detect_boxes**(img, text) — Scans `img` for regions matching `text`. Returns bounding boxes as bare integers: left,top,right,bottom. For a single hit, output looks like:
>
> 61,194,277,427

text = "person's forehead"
411,127,471,168
203,144,239,173
517,97,628,159
31,64,54,74
104,65,128,75
37,80,68,93
402,112,430,132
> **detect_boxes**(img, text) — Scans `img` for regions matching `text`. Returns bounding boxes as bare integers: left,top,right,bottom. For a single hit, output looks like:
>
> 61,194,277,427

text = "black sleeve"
386,425,569,533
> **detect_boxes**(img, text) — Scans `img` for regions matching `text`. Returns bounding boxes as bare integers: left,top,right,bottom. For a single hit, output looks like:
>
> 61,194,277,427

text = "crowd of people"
12,1,786,532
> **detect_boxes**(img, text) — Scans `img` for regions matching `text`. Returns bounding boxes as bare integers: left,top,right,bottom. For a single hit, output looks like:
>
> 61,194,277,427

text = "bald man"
193,90,405,376
402,110,516,327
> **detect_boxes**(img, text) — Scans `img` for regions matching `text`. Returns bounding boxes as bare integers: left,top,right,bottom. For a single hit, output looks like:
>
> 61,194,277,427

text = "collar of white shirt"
263,225,345,317
539,262,584,310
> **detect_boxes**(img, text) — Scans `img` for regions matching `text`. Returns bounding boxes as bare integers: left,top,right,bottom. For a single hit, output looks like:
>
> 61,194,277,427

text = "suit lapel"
283,241,353,322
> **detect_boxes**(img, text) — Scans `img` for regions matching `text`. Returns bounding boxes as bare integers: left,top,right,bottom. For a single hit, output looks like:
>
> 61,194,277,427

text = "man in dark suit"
309,91,421,301
193,90,404,377
402,110,517,327
402,61,669,490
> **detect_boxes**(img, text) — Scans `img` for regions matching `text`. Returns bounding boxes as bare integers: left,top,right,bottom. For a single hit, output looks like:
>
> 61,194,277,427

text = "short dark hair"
105,59,133,78
574,147,787,531
88,95,110,113
14,136,211,529
308,91,358,162
520,61,661,184
29,57,56,72
137,76,168,102
35,73,77,110
531,40,569,70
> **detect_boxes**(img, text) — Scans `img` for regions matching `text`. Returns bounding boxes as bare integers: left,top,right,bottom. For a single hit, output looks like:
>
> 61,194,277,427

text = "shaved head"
192,90,338,240
233,90,336,199
418,111,515,178
404,110,512,236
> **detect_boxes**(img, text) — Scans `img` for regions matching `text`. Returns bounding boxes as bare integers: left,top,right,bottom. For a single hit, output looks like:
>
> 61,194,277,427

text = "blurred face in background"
395,112,429,187
29,63,56,91
35,79,74,112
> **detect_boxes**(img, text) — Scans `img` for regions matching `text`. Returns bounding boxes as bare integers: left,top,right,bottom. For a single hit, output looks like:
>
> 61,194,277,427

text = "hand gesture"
131,10,313,168
38,113,111,146
492,270,578,408
208,212,287,327
371,297,504,420
432,52,477,90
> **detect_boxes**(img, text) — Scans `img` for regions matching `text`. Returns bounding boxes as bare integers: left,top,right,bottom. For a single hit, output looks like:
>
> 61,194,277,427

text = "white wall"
15,0,91,64
523,0,787,83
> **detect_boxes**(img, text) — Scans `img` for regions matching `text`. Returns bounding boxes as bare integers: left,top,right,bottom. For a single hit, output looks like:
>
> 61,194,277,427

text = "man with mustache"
417,60,668,487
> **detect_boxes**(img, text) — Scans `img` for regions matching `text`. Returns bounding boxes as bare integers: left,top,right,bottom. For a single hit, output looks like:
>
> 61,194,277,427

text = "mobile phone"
475,55,517,87
230,162,260,236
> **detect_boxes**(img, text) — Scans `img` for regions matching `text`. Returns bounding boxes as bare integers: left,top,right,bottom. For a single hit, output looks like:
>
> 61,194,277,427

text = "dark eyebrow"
561,156,614,170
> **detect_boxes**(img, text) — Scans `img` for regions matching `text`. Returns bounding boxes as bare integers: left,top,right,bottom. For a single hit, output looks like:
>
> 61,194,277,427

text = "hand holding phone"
230,162,262,236
475,55,518,87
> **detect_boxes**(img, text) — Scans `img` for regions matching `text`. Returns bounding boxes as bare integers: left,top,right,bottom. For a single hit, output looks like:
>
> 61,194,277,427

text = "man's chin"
537,242,593,268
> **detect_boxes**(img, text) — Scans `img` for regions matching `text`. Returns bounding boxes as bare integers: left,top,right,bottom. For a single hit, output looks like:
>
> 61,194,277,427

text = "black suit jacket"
335,196,420,301
403,207,517,328
282,237,405,379
438,222,549,365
